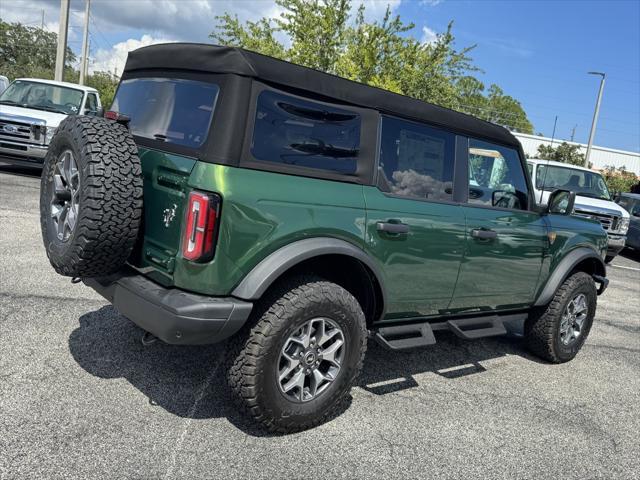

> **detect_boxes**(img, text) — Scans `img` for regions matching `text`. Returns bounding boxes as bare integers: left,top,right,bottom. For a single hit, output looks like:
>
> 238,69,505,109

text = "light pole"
54,0,70,81
584,71,606,167
79,0,91,85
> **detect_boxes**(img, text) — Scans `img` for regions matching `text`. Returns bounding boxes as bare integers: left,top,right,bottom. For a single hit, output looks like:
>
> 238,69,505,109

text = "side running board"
375,323,436,351
374,314,523,351
446,316,506,340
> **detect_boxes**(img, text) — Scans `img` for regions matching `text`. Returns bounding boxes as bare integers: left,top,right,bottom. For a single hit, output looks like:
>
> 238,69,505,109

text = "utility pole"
41,9,45,30
79,0,91,85
54,0,70,81
84,39,90,82
570,124,577,142
585,71,606,167
550,115,558,148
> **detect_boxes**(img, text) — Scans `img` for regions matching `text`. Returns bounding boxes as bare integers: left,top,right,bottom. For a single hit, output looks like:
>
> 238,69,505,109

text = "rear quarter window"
112,78,219,149
250,90,361,175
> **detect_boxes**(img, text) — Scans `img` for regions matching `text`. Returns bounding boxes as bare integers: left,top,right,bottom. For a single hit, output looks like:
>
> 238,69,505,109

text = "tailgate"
130,146,197,282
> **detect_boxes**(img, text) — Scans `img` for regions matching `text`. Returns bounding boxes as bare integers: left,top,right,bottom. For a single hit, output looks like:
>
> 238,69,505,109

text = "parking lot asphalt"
1,166,639,479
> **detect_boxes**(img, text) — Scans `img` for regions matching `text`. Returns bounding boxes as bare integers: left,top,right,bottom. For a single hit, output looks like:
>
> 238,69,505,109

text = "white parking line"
610,264,640,272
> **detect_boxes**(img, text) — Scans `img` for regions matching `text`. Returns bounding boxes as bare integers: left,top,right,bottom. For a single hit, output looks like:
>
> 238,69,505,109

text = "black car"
615,193,640,251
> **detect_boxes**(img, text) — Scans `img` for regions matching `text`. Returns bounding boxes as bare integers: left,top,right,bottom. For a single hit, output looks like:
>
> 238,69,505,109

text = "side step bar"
446,316,506,340
374,314,525,351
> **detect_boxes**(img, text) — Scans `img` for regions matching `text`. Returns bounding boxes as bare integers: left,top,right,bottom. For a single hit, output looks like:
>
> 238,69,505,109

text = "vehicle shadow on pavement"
359,333,542,396
69,306,541,436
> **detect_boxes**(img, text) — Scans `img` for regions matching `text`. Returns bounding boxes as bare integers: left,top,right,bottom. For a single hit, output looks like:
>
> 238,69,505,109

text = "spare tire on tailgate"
40,115,143,278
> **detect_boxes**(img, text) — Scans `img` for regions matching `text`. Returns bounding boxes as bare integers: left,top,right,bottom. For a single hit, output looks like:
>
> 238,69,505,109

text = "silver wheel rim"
50,149,80,242
277,317,345,403
559,293,589,346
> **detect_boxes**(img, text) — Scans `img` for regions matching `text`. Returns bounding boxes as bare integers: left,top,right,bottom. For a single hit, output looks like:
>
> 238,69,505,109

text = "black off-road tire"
525,272,597,363
40,115,143,277
226,275,367,433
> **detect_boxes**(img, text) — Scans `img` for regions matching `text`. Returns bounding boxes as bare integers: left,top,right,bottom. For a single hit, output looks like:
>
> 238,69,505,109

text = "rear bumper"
84,271,253,345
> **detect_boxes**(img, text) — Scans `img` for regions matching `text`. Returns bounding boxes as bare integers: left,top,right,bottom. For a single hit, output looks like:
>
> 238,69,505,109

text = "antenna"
538,116,557,205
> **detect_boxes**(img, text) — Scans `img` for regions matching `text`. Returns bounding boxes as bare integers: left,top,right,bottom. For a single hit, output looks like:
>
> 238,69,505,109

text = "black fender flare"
231,237,387,313
534,247,606,307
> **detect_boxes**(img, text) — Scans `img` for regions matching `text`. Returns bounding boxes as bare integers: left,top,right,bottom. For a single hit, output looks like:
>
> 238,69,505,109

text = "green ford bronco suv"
40,44,609,433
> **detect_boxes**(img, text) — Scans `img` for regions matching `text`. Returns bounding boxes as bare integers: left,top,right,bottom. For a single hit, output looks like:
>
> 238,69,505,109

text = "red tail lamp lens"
182,191,220,262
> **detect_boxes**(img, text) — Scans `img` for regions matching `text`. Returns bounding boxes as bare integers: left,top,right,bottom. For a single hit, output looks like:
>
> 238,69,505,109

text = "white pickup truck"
527,158,630,263
0,78,102,167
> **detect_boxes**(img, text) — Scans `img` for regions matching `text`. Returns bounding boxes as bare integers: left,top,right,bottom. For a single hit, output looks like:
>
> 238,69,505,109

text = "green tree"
65,68,119,108
210,0,532,132
536,142,586,166
1,19,117,110
212,15,286,59
86,72,118,108
0,19,76,80
601,165,638,194
276,0,350,72
456,77,533,133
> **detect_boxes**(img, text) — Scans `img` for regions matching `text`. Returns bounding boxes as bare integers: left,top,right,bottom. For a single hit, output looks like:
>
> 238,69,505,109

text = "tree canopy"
211,0,533,133
0,19,76,80
536,142,587,166
0,19,118,108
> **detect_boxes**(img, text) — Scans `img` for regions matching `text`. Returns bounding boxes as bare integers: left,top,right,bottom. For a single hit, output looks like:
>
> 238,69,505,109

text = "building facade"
514,132,640,175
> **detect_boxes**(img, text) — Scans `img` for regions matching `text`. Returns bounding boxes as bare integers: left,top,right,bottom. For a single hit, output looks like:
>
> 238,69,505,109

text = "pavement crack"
163,346,226,480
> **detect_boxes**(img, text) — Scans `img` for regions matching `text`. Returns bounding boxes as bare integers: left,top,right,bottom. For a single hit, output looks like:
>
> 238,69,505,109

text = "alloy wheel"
50,149,80,242
277,317,345,402
559,293,589,346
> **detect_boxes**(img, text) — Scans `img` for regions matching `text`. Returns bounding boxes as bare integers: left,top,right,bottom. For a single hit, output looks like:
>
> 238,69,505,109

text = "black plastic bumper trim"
84,272,253,345
593,274,609,295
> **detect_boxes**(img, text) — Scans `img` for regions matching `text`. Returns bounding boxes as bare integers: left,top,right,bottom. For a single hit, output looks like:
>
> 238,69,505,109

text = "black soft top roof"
124,43,520,148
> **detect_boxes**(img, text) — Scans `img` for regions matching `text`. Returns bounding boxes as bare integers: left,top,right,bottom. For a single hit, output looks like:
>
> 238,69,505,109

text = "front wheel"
226,275,367,433
525,272,597,363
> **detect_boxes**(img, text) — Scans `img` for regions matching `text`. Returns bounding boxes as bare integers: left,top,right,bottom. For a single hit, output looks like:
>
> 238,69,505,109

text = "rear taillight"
182,191,221,262
104,110,131,127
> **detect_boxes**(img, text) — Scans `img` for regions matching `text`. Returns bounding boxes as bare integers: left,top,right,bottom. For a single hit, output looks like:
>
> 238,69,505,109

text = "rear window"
111,78,219,149
251,90,361,174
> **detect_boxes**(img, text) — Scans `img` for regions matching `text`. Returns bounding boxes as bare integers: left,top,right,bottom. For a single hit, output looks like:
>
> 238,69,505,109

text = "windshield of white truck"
0,80,84,115
535,164,611,200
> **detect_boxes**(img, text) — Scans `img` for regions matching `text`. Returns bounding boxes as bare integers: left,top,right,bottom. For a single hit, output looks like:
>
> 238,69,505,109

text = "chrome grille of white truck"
574,209,619,232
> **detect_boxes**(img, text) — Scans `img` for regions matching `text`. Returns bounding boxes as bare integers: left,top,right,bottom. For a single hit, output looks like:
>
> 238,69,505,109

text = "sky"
2,0,639,152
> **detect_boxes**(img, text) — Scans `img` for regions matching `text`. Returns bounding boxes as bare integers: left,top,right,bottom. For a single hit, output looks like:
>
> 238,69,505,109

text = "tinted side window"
468,139,528,210
85,93,98,114
112,78,219,149
378,116,454,201
251,90,360,174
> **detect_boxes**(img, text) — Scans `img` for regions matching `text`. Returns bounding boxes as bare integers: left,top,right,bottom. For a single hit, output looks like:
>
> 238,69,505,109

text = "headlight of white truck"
45,126,57,145
617,217,630,235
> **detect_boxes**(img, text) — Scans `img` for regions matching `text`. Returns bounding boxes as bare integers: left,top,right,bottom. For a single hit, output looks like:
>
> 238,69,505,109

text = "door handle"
471,228,497,240
376,221,410,234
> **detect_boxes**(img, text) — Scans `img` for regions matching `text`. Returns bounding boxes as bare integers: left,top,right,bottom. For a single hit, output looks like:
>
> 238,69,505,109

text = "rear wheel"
226,275,367,433
525,272,597,363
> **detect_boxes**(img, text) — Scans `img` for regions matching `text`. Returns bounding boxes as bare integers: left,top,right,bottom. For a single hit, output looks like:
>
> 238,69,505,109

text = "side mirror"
547,189,576,215
492,190,520,209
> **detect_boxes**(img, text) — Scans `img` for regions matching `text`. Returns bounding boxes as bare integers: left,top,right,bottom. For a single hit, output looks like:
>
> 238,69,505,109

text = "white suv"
527,158,630,262
0,78,102,167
